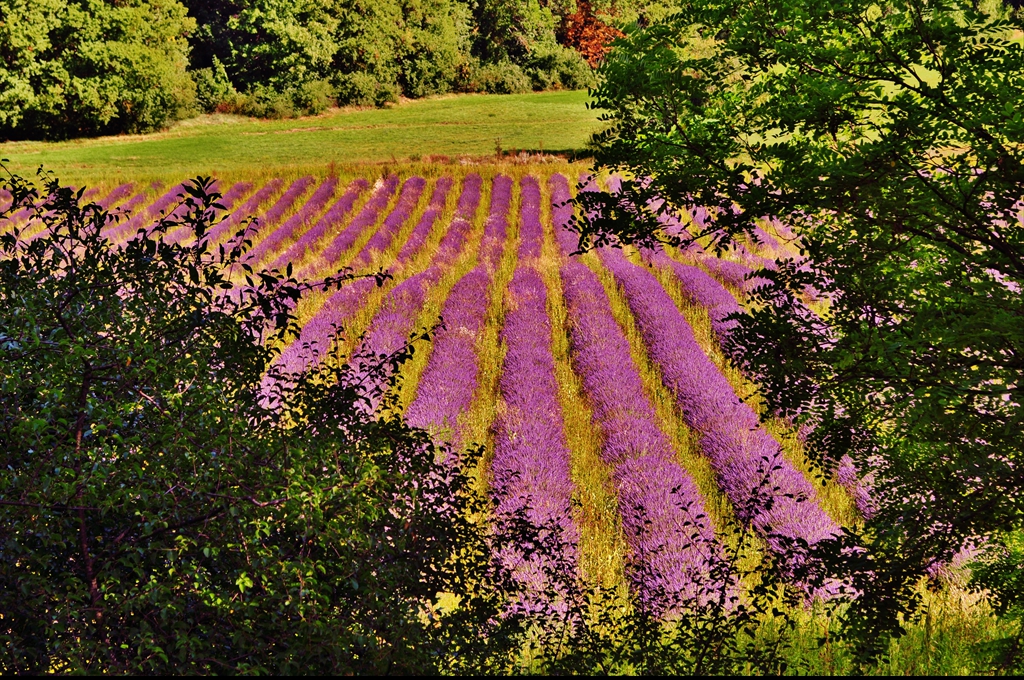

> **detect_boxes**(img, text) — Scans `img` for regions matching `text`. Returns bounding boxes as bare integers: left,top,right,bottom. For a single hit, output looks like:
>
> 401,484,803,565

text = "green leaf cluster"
0,0,196,140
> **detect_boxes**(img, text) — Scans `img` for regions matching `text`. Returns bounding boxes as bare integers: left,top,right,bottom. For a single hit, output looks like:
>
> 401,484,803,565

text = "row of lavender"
395,174,846,609
12,172,854,610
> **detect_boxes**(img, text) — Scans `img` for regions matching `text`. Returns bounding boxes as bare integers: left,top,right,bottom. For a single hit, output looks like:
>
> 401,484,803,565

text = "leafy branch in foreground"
0,169,519,673
577,0,1024,666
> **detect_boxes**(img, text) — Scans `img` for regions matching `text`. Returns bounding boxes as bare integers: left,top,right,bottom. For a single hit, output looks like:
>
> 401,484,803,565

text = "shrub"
524,42,595,90
470,60,534,94
292,79,336,115
334,72,402,107
192,57,237,114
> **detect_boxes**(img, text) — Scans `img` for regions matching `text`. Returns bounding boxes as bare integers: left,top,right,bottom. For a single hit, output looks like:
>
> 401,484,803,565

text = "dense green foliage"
0,172,522,673
185,0,595,110
0,0,196,140
577,0,1024,666
0,0,614,139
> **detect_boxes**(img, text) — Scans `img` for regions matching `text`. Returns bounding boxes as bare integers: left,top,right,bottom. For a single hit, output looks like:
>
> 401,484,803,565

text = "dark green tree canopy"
577,0,1024,661
0,0,196,140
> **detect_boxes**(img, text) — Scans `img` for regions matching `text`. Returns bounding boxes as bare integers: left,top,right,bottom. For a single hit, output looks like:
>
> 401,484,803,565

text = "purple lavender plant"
316,175,400,266
560,260,724,612
403,269,491,433
165,181,254,245
269,178,369,271
341,270,436,412
518,176,544,260
274,177,435,375
478,175,512,269
490,267,579,603
599,248,840,574
218,175,313,254
107,191,150,224
258,176,315,228
205,178,285,244
699,256,772,293
243,177,337,264
275,176,477,378
393,177,456,263
217,181,254,212
96,183,134,209
752,225,787,256
836,455,875,518
548,174,578,256
339,187,479,402
402,177,511,433
648,252,742,339
346,176,426,270
104,183,187,241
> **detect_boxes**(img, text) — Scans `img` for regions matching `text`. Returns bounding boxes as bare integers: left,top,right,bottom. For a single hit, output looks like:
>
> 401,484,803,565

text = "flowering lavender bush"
599,248,840,575
490,267,579,604
243,177,337,264
211,175,313,254
478,175,512,269
393,177,456,263
403,269,491,434
96,183,134,209
342,196,477,409
698,255,758,291
560,259,724,612
205,178,285,244
648,251,742,339
836,455,875,518
403,176,511,433
275,177,464,376
518,176,543,260
751,225,787,256
165,181,253,245
258,176,314,228
348,176,426,269
268,178,369,271
104,183,187,241
316,175,400,266
549,179,582,260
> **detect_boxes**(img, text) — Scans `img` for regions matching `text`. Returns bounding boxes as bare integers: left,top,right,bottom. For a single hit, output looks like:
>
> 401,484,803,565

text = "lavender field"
16,170,860,608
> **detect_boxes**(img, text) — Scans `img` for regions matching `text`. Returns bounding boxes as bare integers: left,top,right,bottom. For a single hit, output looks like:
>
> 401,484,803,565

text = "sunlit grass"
0,91,601,186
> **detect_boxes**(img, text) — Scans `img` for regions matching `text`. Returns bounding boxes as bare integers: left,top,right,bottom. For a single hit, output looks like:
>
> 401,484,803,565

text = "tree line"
0,0,664,141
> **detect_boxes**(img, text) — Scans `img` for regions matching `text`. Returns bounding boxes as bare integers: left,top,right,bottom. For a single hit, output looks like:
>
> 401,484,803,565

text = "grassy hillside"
0,91,601,185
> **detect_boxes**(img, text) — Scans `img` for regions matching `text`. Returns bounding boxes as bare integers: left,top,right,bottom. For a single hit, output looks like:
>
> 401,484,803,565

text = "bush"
192,57,236,114
334,72,401,107
469,60,534,94
292,79,336,115
524,42,595,90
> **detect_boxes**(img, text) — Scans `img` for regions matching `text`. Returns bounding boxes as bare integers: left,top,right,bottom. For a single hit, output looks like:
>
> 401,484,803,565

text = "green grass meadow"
0,91,601,185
